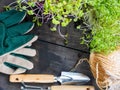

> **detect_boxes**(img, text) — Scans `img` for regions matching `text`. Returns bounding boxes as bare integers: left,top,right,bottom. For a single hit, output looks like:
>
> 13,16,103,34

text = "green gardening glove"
0,9,38,56
0,10,38,74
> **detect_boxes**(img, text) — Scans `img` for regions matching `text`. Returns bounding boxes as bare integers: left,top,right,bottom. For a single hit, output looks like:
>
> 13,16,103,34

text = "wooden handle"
51,85,95,90
10,74,55,83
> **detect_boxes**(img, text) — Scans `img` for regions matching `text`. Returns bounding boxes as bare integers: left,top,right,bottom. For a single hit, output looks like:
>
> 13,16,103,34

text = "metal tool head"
21,82,44,90
56,71,90,84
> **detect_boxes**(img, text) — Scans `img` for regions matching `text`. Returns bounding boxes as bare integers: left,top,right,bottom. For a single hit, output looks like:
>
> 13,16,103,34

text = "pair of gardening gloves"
0,9,38,74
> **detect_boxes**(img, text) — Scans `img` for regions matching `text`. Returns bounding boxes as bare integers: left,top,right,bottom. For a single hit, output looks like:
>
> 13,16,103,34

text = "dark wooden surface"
0,0,99,90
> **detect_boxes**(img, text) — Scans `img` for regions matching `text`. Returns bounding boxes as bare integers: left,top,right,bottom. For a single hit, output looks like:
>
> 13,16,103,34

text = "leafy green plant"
7,0,84,40
43,0,83,29
83,0,120,54
7,0,120,52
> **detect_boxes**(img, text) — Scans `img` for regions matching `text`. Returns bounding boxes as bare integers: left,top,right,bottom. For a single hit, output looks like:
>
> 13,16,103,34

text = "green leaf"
32,17,37,22
64,40,68,45
77,25,81,29
22,6,27,10
61,21,67,27
27,2,35,7
56,15,63,20
78,11,84,17
63,1,67,5
27,10,34,15
4,6,10,10
80,39,85,44
57,3,63,7
74,18,78,22
37,20,42,26
17,0,21,3
52,18,60,25
50,27,57,31
66,5,72,10
61,18,72,27
65,33,68,38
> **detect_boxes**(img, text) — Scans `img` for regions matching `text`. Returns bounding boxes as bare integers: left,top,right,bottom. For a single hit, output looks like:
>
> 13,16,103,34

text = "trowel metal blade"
57,71,90,84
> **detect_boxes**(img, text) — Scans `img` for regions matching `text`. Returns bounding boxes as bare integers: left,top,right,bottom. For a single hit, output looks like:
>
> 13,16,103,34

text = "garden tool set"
10,71,94,90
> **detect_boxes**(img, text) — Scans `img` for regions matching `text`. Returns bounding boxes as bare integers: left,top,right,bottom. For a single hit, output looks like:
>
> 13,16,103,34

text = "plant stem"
58,24,66,40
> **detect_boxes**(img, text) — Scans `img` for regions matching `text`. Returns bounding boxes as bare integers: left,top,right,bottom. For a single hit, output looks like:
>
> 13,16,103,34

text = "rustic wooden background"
0,0,99,90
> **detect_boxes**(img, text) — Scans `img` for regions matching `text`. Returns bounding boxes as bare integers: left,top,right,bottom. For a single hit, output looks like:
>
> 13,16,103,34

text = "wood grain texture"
32,21,89,52
10,74,55,83
51,85,95,90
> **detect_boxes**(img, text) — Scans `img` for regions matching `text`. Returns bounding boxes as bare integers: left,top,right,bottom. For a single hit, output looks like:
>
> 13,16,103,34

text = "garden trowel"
10,71,90,84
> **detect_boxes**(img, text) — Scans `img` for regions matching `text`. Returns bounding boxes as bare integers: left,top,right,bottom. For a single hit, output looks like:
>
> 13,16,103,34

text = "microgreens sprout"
84,0,120,54
7,0,120,54
7,0,84,40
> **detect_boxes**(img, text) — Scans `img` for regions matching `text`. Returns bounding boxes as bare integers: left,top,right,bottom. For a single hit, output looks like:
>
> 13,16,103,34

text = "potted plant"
83,0,120,89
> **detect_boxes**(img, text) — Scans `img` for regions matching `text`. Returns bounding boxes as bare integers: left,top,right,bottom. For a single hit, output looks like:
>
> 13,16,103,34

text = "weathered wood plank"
0,41,93,90
33,21,89,52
